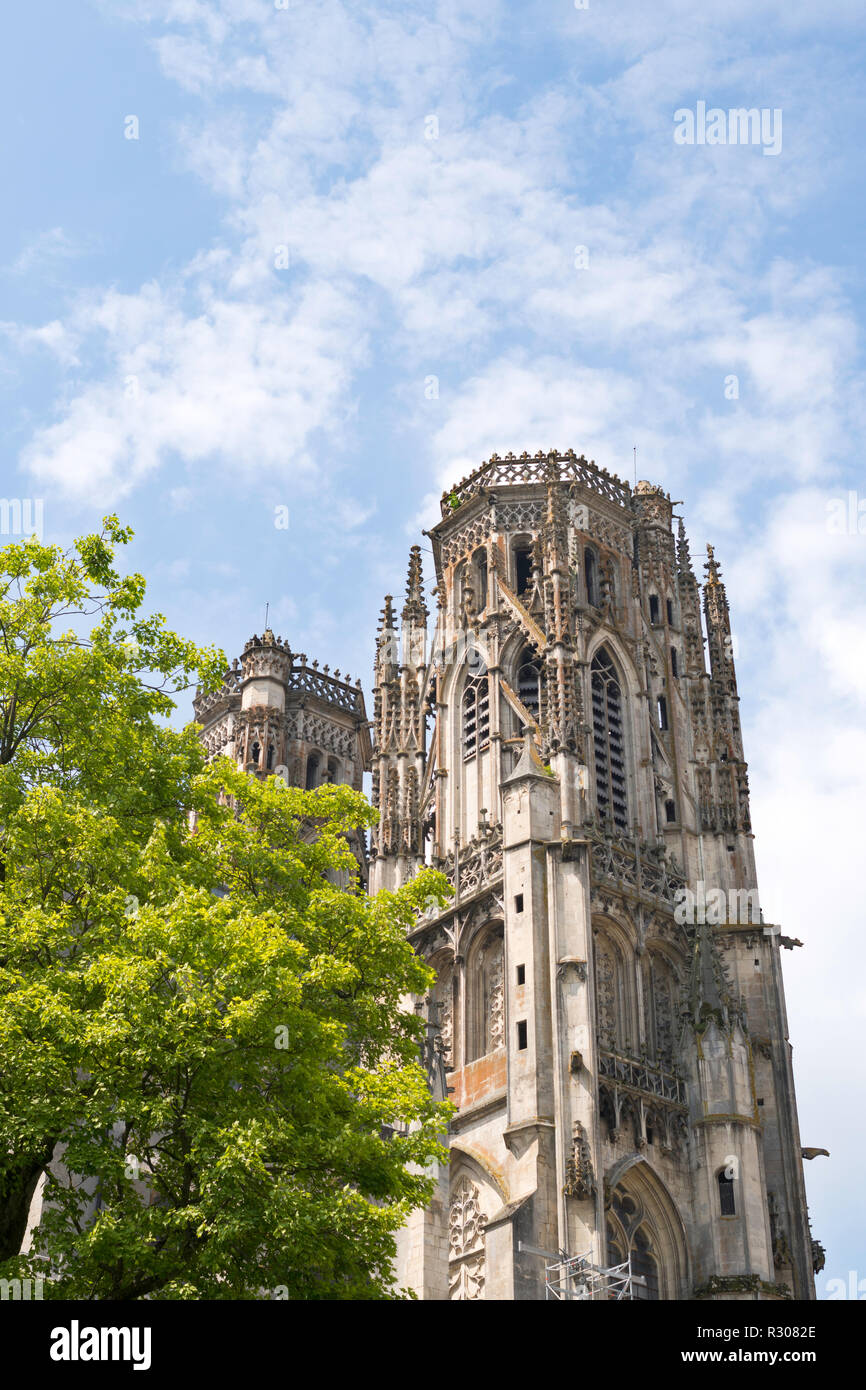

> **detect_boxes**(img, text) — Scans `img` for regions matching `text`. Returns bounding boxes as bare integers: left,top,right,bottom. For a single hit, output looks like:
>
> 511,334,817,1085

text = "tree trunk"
0,1148,53,1263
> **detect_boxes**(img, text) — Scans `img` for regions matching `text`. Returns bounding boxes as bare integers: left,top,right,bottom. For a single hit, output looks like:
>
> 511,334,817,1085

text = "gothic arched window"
718,1169,736,1217
305,753,320,789
643,951,678,1068
591,648,628,830
468,928,505,1061
513,538,533,595
593,924,636,1055
431,955,456,1067
250,741,261,767
631,1226,659,1300
266,744,275,770
462,664,490,760
607,1192,661,1300
515,645,543,725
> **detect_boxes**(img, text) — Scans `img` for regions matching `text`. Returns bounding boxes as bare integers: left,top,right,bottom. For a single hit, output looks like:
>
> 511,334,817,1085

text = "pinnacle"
704,542,723,584
402,544,428,623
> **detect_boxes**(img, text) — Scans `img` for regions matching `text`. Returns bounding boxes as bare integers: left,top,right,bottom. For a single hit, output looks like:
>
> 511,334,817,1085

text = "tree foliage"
0,522,451,1298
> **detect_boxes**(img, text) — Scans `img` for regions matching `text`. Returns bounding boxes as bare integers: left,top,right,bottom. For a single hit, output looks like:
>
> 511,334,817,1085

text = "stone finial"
379,594,396,631
705,542,722,585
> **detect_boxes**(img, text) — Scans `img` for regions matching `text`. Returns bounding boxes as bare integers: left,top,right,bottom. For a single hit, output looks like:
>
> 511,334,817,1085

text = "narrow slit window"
718,1170,736,1217
515,893,524,913
475,549,488,610
517,1020,528,1051
516,964,526,986
649,594,660,624
666,598,674,625
670,647,679,678
657,696,668,731
584,547,600,607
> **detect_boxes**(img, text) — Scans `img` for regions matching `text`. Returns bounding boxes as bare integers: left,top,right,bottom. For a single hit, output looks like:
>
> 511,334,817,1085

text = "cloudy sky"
2,0,864,1294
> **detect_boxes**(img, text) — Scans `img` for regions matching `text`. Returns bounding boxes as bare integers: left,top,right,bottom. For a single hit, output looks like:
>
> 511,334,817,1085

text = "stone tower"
194,628,371,874
371,450,817,1301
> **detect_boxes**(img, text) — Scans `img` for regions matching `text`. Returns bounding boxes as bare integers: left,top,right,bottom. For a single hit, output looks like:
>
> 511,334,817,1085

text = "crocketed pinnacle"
677,518,695,579
402,544,428,623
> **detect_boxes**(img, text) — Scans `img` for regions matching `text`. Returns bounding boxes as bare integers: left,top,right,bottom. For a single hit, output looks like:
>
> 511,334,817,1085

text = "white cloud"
21,278,370,504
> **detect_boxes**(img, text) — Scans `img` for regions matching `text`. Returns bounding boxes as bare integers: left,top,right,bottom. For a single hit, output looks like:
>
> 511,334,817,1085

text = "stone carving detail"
645,955,678,1068
598,1048,687,1105
655,975,675,1067
768,1192,794,1269
493,498,544,534
442,824,504,900
563,1122,596,1200
587,825,686,909
569,499,632,556
290,711,355,760
441,451,631,517
449,1175,487,1300
441,512,493,569
596,945,617,1050
434,960,454,1061
285,661,363,712
483,936,505,1054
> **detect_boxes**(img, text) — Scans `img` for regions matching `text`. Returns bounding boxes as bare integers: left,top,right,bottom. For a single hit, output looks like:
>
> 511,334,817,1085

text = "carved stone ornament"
563,1121,596,1201
449,1175,487,1300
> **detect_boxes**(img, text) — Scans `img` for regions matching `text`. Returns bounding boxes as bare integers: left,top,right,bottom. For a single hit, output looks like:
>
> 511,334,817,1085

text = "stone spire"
703,543,732,681
701,543,750,835
676,517,705,679
370,555,428,884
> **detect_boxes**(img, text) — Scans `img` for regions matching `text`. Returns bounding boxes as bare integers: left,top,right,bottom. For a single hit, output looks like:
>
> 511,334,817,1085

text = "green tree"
0,523,451,1298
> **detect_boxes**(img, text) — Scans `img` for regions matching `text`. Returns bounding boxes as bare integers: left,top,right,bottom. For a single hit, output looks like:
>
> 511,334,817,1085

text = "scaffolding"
518,1242,647,1300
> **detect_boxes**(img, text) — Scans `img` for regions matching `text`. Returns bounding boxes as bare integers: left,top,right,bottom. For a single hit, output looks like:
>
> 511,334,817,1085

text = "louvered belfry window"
462,664,490,759
591,648,628,830
516,646,543,724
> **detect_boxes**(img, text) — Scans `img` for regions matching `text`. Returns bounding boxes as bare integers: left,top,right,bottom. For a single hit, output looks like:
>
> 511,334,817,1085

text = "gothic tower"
372,450,817,1301
194,628,371,874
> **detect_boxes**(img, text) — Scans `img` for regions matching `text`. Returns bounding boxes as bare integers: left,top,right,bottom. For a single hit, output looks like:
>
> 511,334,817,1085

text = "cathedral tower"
194,629,371,874
372,450,816,1301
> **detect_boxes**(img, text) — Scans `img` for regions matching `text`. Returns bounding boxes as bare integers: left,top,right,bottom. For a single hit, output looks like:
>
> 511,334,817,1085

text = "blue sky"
2,0,864,1296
